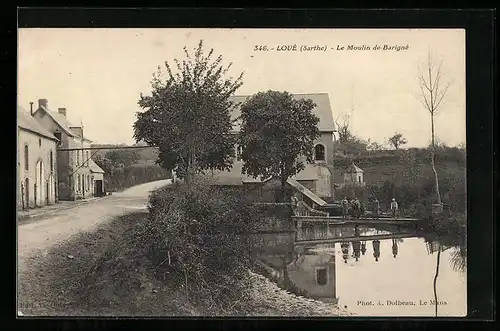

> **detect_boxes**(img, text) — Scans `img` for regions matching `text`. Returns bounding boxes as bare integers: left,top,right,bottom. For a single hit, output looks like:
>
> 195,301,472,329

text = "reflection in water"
392,239,399,258
372,240,381,262
255,222,467,316
352,240,361,262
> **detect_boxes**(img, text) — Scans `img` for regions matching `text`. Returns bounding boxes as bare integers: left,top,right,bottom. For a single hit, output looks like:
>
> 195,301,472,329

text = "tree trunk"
281,174,287,203
430,115,442,205
433,244,441,317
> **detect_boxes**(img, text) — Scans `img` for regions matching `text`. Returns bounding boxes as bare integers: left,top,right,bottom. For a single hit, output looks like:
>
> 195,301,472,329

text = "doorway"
24,178,29,208
95,180,103,197
35,160,45,206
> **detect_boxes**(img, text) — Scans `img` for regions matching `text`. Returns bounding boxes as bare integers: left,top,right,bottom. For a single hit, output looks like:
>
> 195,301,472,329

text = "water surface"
256,223,467,317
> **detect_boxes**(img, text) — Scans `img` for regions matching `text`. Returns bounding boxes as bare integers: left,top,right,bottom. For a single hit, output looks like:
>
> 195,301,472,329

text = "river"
255,222,467,317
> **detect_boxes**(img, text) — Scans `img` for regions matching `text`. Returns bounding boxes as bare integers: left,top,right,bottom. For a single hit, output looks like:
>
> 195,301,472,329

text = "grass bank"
18,212,202,316
18,210,348,317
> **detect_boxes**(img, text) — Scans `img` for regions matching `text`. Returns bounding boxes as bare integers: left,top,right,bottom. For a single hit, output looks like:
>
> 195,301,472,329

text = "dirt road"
18,179,172,270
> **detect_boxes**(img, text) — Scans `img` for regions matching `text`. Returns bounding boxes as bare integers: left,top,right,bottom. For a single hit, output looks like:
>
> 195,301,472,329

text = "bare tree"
417,51,452,206
334,114,354,143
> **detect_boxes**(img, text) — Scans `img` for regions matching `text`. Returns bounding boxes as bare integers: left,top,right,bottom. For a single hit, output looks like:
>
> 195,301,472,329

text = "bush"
143,179,260,314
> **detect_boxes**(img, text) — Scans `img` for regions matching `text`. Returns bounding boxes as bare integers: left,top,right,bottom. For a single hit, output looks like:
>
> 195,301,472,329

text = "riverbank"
18,211,350,317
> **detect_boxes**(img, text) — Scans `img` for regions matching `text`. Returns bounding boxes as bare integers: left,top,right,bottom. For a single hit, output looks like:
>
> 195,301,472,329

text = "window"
76,151,80,166
236,145,243,161
86,151,90,167
24,145,29,170
314,144,325,161
50,151,54,172
358,176,362,183
38,138,42,147
316,268,328,286
54,132,62,146
77,175,81,192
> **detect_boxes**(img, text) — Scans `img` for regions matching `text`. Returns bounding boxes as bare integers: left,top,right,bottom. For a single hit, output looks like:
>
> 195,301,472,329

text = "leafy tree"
133,40,244,183
388,132,408,150
239,91,320,201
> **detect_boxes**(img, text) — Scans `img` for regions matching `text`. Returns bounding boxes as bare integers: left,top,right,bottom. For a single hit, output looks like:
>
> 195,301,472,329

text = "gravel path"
17,179,172,273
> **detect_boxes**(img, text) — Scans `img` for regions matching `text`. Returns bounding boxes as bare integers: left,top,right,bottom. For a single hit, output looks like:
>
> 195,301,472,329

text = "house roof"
89,159,105,173
35,105,93,142
228,93,335,132
346,163,364,173
17,106,59,141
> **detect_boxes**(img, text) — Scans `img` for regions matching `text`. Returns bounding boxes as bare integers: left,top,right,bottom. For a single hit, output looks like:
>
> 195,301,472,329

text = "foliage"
388,132,408,150
333,146,466,217
239,90,320,200
144,179,260,314
93,151,171,192
133,40,244,183
366,139,386,152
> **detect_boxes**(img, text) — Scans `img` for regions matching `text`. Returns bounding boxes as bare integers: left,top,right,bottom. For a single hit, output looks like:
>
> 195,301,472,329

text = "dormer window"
314,144,325,161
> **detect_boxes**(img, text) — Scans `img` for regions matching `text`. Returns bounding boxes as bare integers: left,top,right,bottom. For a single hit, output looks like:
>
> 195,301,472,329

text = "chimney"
58,108,67,117
38,98,48,109
29,102,34,116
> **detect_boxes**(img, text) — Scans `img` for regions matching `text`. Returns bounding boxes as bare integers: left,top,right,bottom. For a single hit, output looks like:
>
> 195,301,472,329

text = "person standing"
373,198,380,219
351,197,361,219
390,198,399,219
341,196,349,219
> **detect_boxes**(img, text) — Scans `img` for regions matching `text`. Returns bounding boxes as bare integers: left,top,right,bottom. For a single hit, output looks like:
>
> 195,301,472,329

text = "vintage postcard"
17,27,466,317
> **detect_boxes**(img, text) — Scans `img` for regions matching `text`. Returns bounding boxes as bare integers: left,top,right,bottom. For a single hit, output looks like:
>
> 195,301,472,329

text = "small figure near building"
390,198,399,218
341,196,349,219
351,197,361,219
372,198,380,219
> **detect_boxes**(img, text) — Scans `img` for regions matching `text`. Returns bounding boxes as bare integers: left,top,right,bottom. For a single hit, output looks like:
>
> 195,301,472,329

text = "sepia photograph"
17,27,466,317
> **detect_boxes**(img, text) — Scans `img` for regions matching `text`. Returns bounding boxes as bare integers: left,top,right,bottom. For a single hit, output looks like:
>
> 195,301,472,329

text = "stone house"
343,163,365,187
17,106,59,210
32,99,98,200
208,93,336,202
89,159,106,197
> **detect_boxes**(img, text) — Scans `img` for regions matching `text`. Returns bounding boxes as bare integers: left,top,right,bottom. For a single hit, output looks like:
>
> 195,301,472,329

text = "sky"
18,28,465,147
